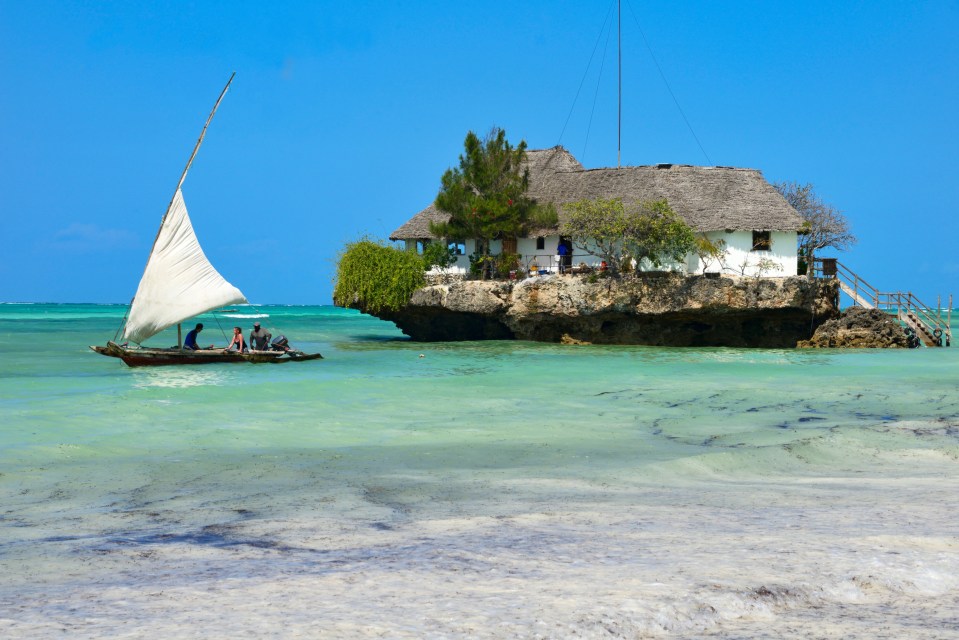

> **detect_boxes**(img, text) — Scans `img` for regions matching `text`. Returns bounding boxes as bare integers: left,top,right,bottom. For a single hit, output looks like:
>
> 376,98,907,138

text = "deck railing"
521,252,600,274
812,258,952,347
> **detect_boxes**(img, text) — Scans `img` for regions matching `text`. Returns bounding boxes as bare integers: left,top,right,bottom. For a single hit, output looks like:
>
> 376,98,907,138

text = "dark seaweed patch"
109,524,294,552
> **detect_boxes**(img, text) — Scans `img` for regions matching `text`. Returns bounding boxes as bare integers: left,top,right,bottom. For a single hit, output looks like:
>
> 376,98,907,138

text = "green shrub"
468,252,493,279
494,253,521,279
422,241,456,270
333,238,426,313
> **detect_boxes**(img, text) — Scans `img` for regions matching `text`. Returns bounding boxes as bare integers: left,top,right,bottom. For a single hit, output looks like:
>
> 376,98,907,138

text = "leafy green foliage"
468,252,492,279
563,198,628,271
493,253,521,279
694,235,727,273
563,198,696,273
333,238,425,313
421,241,456,270
429,128,557,261
628,199,696,269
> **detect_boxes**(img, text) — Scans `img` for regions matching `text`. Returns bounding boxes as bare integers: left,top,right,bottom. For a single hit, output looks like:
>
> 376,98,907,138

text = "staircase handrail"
815,258,951,345
813,258,880,307
835,260,881,307
881,291,949,338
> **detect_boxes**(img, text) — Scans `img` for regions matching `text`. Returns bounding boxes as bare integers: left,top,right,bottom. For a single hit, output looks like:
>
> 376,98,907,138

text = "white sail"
123,188,247,344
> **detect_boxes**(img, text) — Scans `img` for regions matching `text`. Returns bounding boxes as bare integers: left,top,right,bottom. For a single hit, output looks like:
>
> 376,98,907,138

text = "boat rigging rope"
556,0,713,166
622,0,712,165
556,0,616,151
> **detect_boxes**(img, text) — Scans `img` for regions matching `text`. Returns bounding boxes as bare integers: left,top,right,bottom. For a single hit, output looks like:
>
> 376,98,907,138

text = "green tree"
429,128,556,276
421,241,456,270
563,198,695,273
333,238,425,313
774,182,855,276
626,199,696,269
562,198,630,272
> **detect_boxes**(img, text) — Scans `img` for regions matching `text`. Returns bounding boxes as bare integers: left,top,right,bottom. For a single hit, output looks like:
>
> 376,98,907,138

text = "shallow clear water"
1,304,958,638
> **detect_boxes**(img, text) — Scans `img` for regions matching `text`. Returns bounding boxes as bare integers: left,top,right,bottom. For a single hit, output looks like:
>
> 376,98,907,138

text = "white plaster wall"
415,229,798,277
703,231,797,277
517,236,567,273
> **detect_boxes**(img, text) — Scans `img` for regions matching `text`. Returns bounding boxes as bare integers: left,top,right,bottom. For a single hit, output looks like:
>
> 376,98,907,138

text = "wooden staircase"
813,258,952,347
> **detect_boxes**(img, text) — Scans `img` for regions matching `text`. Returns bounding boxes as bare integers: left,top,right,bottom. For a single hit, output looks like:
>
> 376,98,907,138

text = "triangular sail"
123,188,246,344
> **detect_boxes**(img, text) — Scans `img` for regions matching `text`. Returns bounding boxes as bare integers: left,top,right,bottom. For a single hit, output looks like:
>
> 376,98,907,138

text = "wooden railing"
813,258,952,347
522,253,600,274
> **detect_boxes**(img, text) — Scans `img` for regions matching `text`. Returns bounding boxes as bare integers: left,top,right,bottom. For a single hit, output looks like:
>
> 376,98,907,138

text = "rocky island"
356,273,849,348
338,133,933,349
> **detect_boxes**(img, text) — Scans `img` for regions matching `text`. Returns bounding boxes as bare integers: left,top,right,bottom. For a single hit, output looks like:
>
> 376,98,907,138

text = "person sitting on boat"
183,323,212,350
225,326,247,352
248,321,272,351
270,335,294,352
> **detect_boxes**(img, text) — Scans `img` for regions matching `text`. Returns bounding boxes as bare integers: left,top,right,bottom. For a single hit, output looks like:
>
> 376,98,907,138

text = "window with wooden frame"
751,231,771,251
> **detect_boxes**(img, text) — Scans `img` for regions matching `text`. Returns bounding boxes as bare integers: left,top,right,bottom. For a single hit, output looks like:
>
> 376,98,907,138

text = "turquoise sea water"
1,303,958,638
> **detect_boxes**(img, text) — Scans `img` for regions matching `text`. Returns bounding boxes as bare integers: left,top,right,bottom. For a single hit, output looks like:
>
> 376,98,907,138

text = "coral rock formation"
363,274,841,348
797,307,911,348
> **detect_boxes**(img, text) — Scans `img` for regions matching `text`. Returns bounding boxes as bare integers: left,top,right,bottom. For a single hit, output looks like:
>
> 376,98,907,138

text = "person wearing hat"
248,321,272,351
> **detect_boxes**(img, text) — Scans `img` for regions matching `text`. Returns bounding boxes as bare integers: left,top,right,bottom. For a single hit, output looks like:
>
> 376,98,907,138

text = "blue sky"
1,1,957,305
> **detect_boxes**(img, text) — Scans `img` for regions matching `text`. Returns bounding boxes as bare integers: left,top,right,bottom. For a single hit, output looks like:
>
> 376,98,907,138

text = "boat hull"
91,342,322,367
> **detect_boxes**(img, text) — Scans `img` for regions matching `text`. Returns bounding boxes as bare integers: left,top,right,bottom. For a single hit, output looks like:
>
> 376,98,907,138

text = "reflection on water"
132,367,228,389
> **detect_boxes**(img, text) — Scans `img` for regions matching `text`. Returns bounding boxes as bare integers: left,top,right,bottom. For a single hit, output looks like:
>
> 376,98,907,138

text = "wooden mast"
617,0,621,168
172,72,236,197
118,72,236,341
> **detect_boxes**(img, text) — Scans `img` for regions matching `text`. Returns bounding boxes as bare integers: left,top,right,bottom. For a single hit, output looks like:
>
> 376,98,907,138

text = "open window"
447,240,466,256
415,239,431,254
751,230,771,251
536,236,545,250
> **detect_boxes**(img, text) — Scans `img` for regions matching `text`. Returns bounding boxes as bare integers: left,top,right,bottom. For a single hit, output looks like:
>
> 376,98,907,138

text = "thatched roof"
389,146,802,240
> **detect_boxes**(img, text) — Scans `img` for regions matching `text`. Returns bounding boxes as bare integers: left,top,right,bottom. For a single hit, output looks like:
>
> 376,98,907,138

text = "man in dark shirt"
183,323,204,350
249,322,272,351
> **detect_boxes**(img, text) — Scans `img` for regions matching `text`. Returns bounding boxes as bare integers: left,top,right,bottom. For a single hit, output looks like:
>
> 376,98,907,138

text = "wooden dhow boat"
91,341,323,366
91,74,322,367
